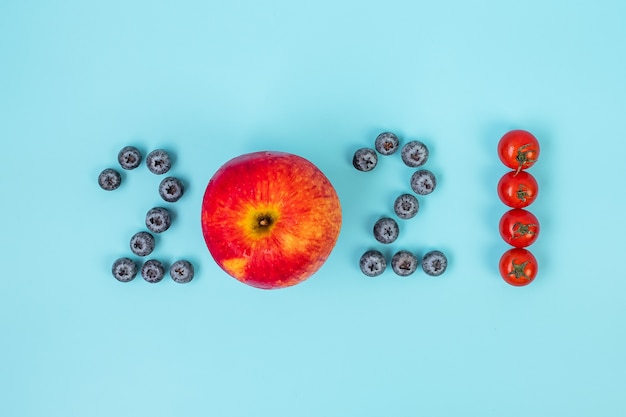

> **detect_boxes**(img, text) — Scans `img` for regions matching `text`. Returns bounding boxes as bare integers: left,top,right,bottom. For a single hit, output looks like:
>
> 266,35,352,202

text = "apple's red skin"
201,151,342,289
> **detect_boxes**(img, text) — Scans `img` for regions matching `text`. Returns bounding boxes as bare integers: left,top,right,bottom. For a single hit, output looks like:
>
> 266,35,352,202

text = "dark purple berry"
98,168,121,191
391,250,418,276
359,250,386,277
394,194,419,219
146,149,171,175
373,217,399,244
353,148,378,172
422,250,448,276
117,146,142,170
410,169,437,195
159,177,184,203
401,140,429,167
112,257,137,282
170,260,195,283
145,207,171,233
130,231,155,257
375,132,399,155
142,259,165,283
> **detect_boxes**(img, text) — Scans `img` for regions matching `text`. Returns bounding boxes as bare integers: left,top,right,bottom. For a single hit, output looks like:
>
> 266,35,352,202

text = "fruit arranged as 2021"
99,130,544,289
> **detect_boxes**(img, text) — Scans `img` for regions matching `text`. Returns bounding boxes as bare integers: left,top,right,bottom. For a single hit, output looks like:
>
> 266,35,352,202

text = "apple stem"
257,214,274,228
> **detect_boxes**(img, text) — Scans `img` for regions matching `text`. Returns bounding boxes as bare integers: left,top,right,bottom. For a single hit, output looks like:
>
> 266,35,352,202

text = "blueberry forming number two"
353,131,448,278
99,145,195,284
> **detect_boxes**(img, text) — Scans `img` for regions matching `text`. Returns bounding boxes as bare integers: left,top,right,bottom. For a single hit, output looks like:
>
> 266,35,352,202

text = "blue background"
2,1,625,416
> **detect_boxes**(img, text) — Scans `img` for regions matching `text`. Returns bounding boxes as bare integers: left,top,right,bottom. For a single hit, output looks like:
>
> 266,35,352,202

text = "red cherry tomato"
497,130,540,174
497,171,538,208
499,248,538,286
499,208,540,248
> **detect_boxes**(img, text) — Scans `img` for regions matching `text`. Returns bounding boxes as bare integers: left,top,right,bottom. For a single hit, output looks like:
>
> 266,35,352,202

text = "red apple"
201,151,342,289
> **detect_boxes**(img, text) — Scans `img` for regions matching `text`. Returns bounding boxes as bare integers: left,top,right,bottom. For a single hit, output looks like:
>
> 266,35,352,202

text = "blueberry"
142,259,165,283
170,260,195,283
394,194,419,219
353,148,378,172
401,140,429,168
374,132,399,155
112,257,137,282
117,146,142,170
391,250,418,276
146,149,171,175
130,231,155,257
410,169,437,195
373,217,399,244
422,250,448,276
159,177,184,203
98,168,121,191
359,250,386,277
145,207,171,234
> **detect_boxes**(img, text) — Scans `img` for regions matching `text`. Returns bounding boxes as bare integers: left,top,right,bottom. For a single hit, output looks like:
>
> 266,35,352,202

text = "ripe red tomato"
497,170,538,208
499,248,538,286
497,130,540,174
499,208,540,247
